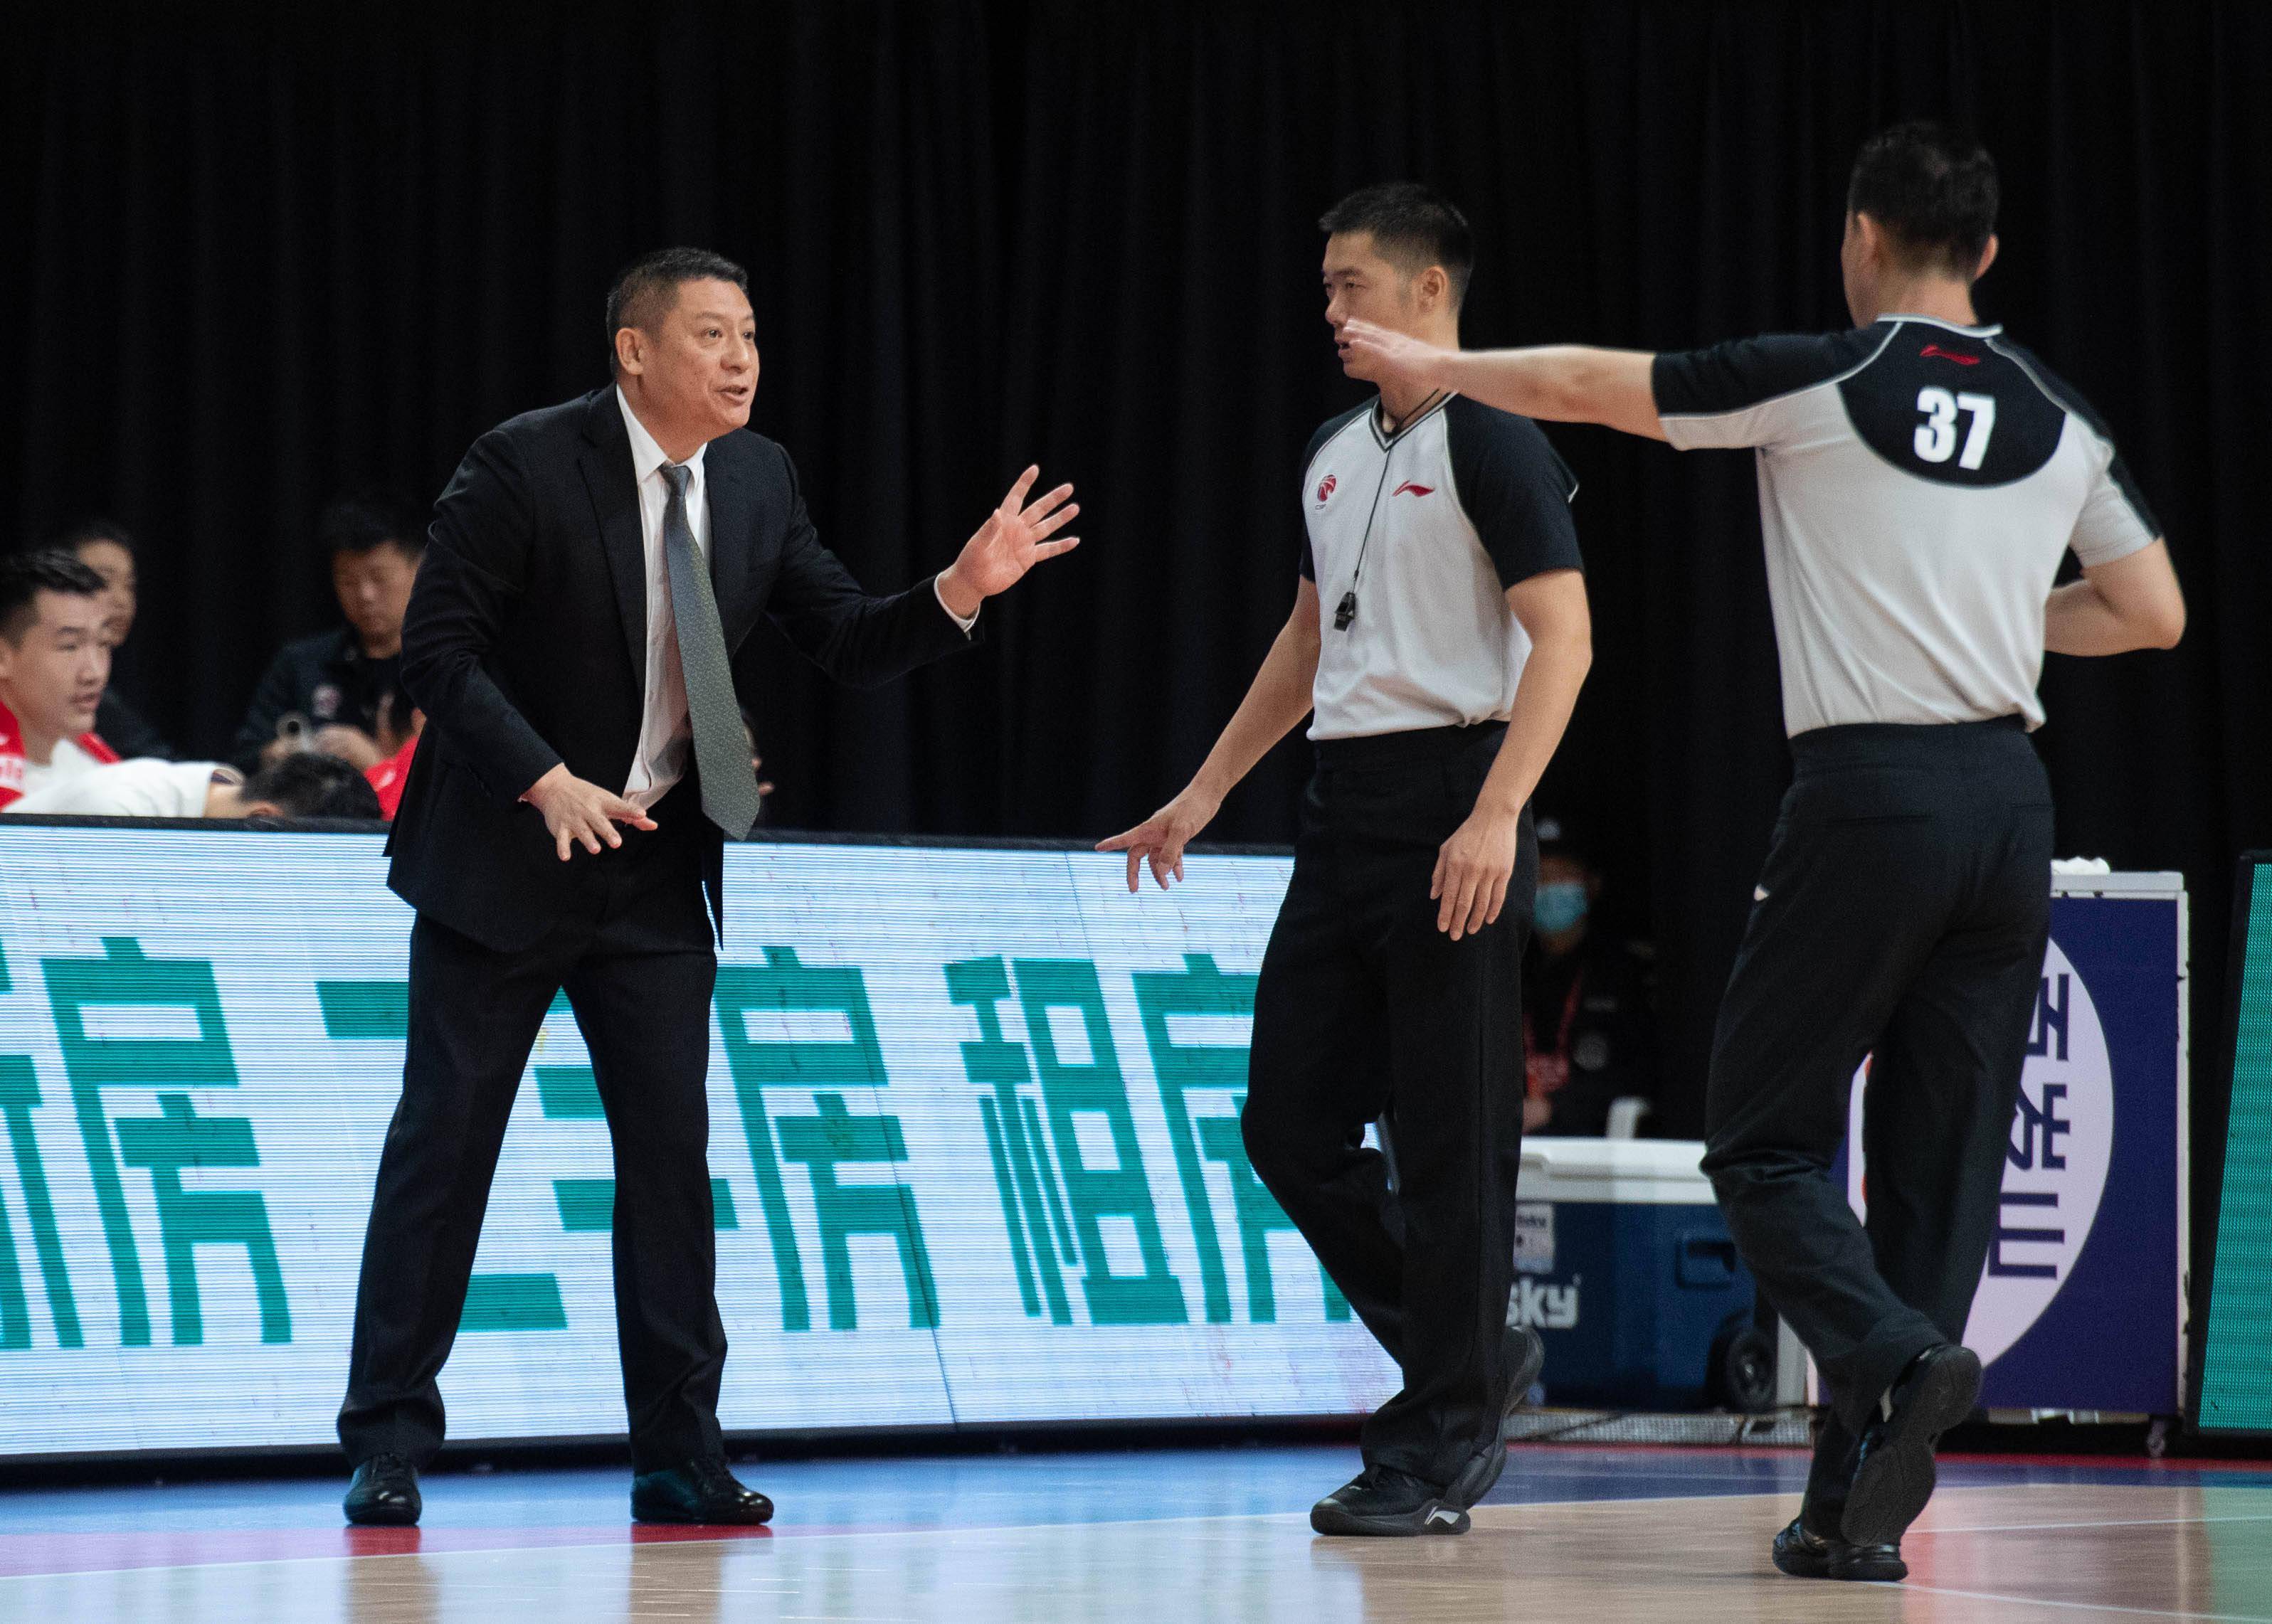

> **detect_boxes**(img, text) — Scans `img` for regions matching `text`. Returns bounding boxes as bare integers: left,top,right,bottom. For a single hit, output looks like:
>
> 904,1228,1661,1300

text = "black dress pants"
1697,718,2051,1521
339,789,726,1473
1243,723,1535,1487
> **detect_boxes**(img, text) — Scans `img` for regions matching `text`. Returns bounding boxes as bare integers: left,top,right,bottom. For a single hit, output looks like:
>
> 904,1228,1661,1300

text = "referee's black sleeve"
1443,397,1583,588
1652,329,1881,450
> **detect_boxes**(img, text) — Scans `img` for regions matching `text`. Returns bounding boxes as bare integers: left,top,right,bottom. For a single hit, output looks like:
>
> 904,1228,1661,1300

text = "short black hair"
1847,122,1999,279
1319,183,1476,307
606,247,751,367
317,491,425,561
241,752,384,820
48,517,138,559
0,548,107,644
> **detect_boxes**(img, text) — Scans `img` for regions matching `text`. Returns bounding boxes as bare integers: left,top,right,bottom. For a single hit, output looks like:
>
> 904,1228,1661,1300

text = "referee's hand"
1338,319,1452,396
1097,787,1222,893
1432,806,1521,941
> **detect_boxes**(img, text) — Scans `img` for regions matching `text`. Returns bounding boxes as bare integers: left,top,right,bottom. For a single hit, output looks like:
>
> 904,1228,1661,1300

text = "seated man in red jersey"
0,550,117,809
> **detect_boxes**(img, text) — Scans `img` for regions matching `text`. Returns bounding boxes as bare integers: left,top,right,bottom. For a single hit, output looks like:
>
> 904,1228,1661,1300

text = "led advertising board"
0,826,1395,1458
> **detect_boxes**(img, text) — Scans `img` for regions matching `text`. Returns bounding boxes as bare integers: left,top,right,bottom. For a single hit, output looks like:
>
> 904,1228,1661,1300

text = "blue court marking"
4,1442,2258,1545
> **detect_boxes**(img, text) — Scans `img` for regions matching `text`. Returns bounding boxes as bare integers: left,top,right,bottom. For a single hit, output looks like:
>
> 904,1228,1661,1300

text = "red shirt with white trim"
0,698,119,810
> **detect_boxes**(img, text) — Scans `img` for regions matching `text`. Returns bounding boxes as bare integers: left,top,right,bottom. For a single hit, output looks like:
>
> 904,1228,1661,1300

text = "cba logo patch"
1314,472,1337,505
1846,938,2112,1366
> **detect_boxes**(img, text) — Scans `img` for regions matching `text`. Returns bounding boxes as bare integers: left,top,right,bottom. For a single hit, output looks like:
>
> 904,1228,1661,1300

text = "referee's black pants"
1698,718,2051,1523
1243,723,1535,1487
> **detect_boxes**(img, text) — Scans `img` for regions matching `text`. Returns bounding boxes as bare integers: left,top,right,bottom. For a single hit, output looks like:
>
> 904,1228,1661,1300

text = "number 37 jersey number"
1651,316,2160,737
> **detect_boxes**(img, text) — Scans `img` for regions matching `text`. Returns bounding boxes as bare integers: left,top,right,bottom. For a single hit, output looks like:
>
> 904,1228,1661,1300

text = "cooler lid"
1516,1137,1713,1204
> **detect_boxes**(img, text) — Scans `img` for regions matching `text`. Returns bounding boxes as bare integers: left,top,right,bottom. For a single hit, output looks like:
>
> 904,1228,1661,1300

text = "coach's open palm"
937,466,1079,615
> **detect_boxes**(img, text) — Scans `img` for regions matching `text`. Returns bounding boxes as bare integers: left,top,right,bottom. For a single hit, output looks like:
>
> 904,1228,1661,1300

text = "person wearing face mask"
1520,819,1658,1137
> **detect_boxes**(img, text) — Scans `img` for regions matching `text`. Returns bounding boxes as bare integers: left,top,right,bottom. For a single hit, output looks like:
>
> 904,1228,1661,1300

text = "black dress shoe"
1310,1465,1469,1537
1772,1514,1906,1581
630,1455,774,1525
1842,1342,1982,1548
1444,1323,1549,1510
343,1454,421,1527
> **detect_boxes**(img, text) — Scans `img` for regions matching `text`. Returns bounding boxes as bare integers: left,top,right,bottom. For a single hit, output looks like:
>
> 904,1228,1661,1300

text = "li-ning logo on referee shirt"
1392,482,1434,497
1314,472,1337,504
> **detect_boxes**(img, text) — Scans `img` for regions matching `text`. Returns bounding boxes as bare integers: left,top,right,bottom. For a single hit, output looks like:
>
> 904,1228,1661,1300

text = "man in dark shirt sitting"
1521,819,1658,1136
233,492,423,771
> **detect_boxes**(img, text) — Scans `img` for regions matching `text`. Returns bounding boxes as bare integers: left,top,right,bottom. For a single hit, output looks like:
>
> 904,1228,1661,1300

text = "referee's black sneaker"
1443,1323,1548,1511
1771,1514,1907,1582
1841,1342,1982,1548
1309,1465,1471,1537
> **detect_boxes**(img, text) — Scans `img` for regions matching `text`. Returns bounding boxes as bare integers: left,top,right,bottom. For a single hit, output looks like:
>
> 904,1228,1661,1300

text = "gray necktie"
660,462,761,839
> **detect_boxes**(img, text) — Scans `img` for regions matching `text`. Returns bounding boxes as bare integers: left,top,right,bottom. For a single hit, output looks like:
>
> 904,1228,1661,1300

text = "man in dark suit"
337,248,1078,1527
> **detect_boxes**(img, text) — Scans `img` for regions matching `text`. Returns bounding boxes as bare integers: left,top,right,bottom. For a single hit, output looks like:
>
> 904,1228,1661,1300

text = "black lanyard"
1335,390,1446,634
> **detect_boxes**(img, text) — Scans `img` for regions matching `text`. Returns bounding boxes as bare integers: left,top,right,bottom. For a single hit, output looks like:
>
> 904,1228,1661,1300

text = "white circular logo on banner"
1846,938,2114,1366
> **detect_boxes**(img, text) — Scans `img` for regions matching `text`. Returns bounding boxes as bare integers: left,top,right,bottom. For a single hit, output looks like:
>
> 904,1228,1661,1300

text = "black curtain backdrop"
5,4,2265,1200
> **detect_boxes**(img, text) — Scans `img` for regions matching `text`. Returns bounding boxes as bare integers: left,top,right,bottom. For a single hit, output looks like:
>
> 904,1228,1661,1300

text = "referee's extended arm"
1097,578,1323,891
1338,320,1667,440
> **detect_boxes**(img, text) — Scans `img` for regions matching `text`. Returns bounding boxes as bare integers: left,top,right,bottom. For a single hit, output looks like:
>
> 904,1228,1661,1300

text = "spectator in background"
51,517,173,759
1521,818,1659,1135
233,492,424,771
7,749,381,820
0,551,117,808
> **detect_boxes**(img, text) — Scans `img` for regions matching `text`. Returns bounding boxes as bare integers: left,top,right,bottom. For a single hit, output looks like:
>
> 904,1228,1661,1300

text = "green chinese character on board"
1013,959,1188,1327
947,956,1075,1325
0,1056,83,1349
114,1094,290,1344
1133,954,1348,1325
776,1094,939,1330
43,938,248,1347
716,947,935,1333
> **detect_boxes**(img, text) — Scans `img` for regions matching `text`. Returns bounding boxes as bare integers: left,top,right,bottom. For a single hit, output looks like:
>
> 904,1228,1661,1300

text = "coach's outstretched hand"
1336,319,1454,396
936,466,1079,620
1097,785,1222,893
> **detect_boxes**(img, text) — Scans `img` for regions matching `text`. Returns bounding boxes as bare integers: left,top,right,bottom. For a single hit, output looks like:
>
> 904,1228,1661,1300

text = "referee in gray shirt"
1341,123,2185,1581
1104,184,1590,1537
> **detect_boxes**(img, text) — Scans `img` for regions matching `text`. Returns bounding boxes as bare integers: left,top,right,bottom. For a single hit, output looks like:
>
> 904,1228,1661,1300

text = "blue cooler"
1511,1139,1775,1411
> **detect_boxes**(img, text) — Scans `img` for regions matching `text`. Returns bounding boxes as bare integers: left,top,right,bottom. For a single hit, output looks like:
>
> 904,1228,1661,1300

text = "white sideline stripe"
0,1490,1797,1584
1879,1583,2272,1623
1916,1511,2272,1536
6,1487,2253,1591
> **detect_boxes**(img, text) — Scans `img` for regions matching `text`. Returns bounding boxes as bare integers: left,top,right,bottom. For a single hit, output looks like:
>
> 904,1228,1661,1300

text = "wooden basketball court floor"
4,1442,2268,1622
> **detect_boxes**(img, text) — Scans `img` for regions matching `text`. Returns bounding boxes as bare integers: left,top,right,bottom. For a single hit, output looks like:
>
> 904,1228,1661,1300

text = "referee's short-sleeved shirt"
1300,393,1582,741
1652,315,2160,737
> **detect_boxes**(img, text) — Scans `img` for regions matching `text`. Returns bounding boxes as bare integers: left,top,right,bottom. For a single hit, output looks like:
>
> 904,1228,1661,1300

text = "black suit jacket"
388,387,976,952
